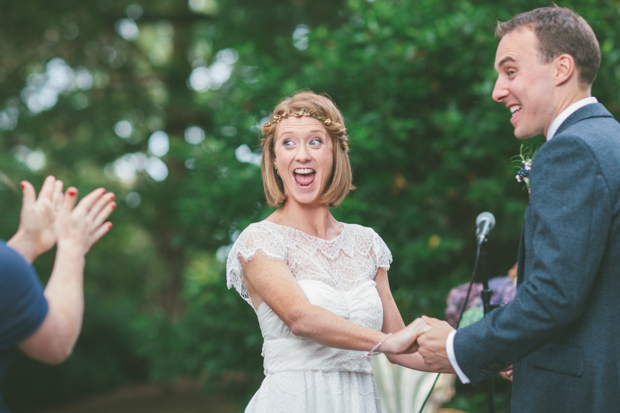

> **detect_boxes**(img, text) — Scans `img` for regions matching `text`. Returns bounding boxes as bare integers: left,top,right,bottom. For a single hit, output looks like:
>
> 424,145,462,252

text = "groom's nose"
492,76,508,103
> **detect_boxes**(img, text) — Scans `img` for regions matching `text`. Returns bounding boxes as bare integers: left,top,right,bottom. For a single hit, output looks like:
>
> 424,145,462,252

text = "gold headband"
263,108,333,128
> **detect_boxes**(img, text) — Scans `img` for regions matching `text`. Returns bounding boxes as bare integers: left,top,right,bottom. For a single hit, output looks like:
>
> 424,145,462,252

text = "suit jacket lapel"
554,103,614,137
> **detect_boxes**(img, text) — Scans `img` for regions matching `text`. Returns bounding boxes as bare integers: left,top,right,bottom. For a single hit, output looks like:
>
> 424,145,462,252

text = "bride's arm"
240,251,428,354
375,268,434,371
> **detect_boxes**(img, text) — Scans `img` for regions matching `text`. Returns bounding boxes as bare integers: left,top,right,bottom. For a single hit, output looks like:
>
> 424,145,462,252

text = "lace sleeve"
371,230,392,272
225,222,287,308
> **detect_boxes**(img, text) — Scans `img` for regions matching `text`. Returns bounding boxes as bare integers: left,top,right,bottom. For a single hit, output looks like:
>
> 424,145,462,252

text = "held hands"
380,318,432,355
416,316,457,374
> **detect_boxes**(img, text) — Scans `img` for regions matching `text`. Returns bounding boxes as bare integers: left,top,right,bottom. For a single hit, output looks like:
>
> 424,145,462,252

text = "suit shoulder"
546,117,620,203
558,114,620,153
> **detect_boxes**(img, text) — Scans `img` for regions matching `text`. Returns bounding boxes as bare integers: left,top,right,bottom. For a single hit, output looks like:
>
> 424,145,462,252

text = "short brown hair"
260,91,354,207
496,6,600,87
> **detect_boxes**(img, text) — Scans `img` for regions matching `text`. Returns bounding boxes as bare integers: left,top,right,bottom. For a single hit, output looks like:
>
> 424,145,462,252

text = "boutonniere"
511,144,538,195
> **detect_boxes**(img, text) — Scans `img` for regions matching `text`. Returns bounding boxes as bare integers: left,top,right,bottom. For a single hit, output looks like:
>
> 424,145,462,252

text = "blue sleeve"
0,242,48,351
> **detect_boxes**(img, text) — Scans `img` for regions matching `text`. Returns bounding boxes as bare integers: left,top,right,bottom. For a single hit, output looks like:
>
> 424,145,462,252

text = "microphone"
476,212,496,246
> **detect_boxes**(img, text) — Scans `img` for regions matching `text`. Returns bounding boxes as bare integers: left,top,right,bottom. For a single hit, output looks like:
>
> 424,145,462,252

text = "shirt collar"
546,97,598,141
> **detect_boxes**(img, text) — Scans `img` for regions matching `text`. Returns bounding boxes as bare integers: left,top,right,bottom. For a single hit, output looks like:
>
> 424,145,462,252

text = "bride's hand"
379,318,431,355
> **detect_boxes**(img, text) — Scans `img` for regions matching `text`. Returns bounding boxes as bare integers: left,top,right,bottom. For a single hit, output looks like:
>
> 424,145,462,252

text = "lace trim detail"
226,222,287,307
370,228,392,271
226,221,392,308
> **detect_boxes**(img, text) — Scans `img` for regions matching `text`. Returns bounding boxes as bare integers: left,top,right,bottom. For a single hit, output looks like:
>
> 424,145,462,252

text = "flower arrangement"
445,264,518,328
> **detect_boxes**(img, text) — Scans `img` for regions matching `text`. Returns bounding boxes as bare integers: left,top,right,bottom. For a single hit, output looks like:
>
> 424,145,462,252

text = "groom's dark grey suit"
453,103,620,412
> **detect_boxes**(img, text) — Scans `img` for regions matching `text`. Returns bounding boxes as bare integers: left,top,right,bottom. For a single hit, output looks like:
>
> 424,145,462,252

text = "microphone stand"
479,238,498,413
418,223,497,413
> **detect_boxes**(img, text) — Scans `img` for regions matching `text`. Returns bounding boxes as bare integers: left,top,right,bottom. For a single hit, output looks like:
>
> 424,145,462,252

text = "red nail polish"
109,194,116,200
108,223,113,229
20,182,25,189
111,203,116,210
68,189,77,196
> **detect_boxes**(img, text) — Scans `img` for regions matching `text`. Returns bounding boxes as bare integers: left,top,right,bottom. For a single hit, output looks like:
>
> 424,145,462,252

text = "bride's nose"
295,144,311,162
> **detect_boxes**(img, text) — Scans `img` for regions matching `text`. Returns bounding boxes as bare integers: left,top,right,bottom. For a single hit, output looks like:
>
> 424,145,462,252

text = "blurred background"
1,0,619,411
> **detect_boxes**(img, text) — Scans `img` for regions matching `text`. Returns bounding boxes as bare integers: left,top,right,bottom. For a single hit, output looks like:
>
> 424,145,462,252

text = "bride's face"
273,117,334,207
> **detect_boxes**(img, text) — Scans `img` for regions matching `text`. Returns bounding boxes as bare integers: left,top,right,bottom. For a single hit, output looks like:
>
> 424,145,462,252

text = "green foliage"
2,0,620,411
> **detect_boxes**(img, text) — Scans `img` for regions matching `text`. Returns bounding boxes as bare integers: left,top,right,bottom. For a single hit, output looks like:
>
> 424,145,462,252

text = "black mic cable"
417,241,483,413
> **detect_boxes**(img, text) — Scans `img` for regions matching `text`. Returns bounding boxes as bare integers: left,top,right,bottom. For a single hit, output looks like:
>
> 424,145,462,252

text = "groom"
417,6,620,412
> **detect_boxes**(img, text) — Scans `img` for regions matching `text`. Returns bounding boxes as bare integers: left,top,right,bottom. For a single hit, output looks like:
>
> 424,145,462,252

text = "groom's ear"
554,53,576,87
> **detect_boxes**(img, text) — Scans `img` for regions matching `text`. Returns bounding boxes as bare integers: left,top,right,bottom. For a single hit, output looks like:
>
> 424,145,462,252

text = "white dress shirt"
546,96,598,141
446,96,599,384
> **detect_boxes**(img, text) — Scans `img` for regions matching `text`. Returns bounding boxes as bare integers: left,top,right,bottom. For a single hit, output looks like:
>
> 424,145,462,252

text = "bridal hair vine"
263,108,334,128
512,144,539,195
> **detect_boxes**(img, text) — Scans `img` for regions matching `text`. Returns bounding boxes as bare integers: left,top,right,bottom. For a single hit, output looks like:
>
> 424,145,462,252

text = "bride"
227,91,432,412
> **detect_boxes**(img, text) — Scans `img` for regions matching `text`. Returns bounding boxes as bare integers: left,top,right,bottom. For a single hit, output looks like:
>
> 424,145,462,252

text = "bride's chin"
286,192,322,206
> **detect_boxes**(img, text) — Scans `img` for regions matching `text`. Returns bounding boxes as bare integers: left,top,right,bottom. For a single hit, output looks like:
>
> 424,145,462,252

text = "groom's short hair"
496,6,600,88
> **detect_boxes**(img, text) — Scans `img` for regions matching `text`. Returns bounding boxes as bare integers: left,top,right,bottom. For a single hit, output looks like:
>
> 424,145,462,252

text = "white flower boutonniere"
512,144,538,195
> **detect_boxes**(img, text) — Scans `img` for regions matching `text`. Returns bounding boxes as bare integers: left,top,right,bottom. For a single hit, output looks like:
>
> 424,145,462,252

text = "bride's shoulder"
228,221,287,264
344,224,392,270
235,221,284,247
343,222,383,240
344,223,390,250
239,220,279,237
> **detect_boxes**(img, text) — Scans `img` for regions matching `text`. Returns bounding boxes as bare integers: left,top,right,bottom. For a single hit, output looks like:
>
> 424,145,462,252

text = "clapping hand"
8,176,64,263
56,187,116,256
7,177,116,262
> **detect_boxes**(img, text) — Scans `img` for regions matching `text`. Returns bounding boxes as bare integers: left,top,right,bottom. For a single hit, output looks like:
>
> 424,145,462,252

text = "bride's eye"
310,138,322,146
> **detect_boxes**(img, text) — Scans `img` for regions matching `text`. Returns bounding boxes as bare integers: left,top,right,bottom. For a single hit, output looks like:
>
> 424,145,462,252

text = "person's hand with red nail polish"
55,186,116,256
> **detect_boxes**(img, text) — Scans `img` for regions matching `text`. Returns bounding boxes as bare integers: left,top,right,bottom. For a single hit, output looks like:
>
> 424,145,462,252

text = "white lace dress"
226,220,392,413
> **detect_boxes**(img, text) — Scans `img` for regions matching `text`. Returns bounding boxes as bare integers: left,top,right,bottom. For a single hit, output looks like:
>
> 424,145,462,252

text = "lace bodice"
227,221,392,308
226,221,392,376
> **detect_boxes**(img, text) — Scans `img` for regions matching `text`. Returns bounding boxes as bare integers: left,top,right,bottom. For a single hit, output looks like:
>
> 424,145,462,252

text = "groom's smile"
509,104,522,125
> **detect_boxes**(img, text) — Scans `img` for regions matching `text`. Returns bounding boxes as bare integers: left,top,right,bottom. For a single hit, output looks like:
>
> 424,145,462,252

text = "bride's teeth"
510,105,522,114
295,168,314,174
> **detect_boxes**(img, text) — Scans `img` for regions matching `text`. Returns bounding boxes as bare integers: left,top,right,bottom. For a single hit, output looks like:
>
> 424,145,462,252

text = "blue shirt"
0,242,48,413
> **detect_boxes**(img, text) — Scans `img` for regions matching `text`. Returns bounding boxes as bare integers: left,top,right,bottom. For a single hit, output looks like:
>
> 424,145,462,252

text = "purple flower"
445,275,516,328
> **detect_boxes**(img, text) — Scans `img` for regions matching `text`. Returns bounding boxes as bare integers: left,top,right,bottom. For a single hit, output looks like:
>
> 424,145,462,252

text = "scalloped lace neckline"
261,220,347,242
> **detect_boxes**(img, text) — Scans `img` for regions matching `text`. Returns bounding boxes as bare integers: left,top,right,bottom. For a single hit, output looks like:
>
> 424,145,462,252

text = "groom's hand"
417,316,456,373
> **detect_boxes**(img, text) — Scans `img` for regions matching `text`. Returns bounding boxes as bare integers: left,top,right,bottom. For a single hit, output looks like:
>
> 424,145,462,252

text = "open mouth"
294,168,316,189
510,105,522,118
